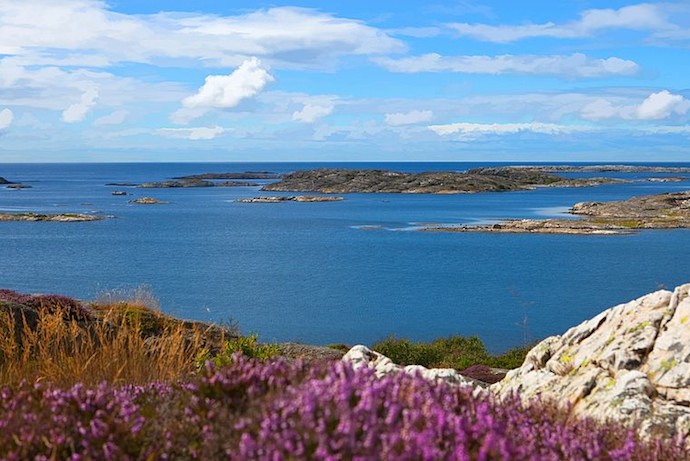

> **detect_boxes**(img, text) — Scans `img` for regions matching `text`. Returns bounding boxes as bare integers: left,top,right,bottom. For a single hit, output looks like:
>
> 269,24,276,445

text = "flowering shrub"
0,289,91,320
1,355,686,460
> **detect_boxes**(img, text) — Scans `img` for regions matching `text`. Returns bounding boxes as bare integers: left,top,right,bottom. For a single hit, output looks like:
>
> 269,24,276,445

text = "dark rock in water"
0,177,15,184
140,178,259,188
173,171,281,180
6,184,31,189
0,213,104,222
106,182,139,187
111,190,128,196
236,195,344,203
263,168,622,194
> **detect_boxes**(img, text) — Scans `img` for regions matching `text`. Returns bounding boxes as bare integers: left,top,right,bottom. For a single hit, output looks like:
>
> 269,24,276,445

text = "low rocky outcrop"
129,197,170,205
0,213,104,222
492,283,690,440
504,165,690,173
172,171,281,180
343,345,480,388
263,168,623,194
423,190,690,235
0,177,15,184
236,196,343,203
140,179,258,188
6,184,32,189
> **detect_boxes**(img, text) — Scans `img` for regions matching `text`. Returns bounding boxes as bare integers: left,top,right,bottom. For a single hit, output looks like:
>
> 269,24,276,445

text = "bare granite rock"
0,213,104,222
342,345,479,389
492,283,690,440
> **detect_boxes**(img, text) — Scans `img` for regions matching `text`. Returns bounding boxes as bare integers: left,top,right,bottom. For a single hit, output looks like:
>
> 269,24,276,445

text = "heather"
372,335,532,371
1,355,687,460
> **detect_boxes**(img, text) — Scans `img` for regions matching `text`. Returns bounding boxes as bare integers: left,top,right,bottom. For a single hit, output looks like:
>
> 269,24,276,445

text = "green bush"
197,334,280,368
371,335,531,371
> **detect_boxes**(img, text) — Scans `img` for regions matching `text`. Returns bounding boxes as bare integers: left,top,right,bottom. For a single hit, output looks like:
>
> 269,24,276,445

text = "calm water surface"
1,162,689,352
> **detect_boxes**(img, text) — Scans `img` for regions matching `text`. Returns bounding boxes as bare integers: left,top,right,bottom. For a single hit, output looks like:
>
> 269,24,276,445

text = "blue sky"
0,1,689,162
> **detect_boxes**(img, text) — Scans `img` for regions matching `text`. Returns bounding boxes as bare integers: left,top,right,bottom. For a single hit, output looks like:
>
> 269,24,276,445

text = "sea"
1,162,689,353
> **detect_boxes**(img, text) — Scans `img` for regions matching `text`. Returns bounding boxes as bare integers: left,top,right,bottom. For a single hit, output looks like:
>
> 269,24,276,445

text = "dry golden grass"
0,293,228,387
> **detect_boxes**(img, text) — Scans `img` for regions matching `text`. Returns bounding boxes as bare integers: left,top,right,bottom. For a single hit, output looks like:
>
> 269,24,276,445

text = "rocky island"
129,197,170,205
139,178,259,188
0,213,105,222
236,195,344,203
262,168,625,194
505,164,690,173
422,190,690,235
172,171,281,180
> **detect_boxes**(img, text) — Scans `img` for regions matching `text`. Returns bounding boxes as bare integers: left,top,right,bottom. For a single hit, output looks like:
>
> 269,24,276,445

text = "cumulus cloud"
61,87,98,123
375,53,638,78
93,109,129,126
385,110,433,126
449,3,671,42
292,104,334,123
172,58,273,123
579,90,689,121
0,108,13,130
158,126,226,140
636,90,690,120
428,122,592,138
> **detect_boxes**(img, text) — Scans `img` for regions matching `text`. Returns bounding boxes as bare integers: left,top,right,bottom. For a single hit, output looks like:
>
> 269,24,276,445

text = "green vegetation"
196,333,280,368
371,334,532,370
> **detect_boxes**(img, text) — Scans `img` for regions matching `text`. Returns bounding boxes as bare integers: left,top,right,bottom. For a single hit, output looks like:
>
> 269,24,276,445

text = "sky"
0,0,689,162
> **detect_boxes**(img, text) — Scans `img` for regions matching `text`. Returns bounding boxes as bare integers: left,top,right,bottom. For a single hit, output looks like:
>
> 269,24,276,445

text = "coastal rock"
129,197,170,205
236,195,343,203
492,283,690,440
140,178,258,188
6,184,32,189
0,177,15,184
172,171,281,180
422,189,690,235
343,345,477,388
0,213,104,222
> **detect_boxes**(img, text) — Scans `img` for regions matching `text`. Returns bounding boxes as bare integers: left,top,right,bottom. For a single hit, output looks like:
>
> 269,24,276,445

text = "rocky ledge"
172,171,281,180
493,283,690,441
129,197,170,205
0,213,104,222
423,190,690,235
139,178,258,188
262,168,623,194
236,195,344,203
502,164,690,173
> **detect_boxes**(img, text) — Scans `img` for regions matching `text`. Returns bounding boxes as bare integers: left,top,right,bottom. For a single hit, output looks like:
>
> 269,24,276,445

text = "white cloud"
375,53,638,78
172,58,273,123
292,104,334,123
580,99,619,121
636,90,690,120
0,2,403,69
61,87,98,123
429,122,592,138
579,90,689,121
449,3,672,42
0,108,13,129
158,126,226,140
93,109,129,126
385,110,433,126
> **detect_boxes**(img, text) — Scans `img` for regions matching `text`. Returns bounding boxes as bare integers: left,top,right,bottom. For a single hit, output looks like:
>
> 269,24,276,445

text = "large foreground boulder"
492,283,690,440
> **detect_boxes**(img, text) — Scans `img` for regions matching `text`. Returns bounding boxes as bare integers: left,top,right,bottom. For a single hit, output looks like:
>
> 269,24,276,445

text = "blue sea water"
1,162,689,352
